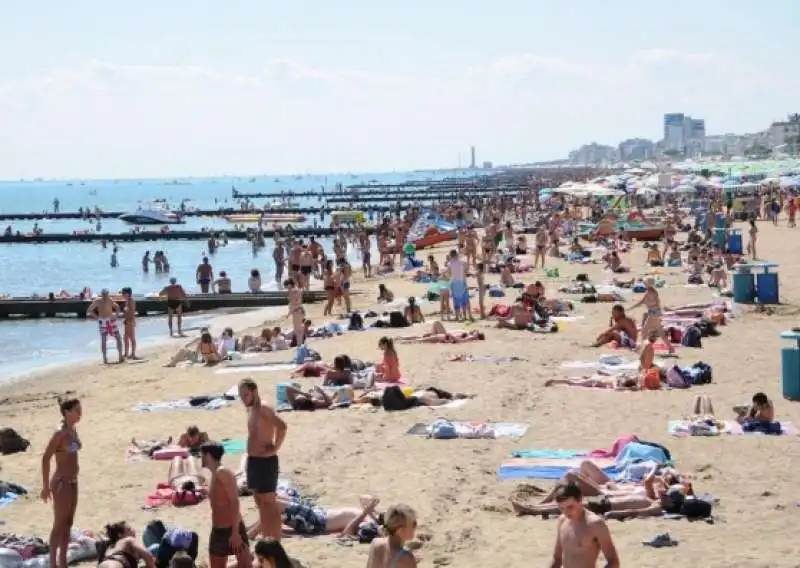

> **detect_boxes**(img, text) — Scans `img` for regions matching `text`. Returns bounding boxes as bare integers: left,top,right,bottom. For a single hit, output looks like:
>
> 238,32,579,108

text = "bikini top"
105,549,137,568
59,428,82,454
389,549,411,568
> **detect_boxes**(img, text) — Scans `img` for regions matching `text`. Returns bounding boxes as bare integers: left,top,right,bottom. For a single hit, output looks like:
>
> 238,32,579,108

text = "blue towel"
0,492,18,507
498,465,620,481
511,449,587,459
615,442,669,467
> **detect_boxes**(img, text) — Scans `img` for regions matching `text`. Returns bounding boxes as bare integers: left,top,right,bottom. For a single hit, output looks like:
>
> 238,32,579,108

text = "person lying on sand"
285,384,354,411
292,355,353,385
98,521,156,568
167,456,207,502
544,373,640,391
395,321,485,344
592,304,638,348
356,386,471,408
178,426,209,451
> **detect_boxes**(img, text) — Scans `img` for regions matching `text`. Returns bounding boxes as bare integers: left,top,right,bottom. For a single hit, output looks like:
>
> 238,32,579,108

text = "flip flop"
642,532,678,548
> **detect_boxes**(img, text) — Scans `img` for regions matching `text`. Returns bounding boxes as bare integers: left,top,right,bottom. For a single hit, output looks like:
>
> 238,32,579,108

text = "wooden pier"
0,291,330,319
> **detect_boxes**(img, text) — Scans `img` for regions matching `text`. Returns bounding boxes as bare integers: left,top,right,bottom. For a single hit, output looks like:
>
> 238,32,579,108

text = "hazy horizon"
2,0,798,179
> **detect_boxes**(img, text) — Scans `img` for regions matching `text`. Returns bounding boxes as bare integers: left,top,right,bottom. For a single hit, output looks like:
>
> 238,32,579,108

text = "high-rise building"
618,138,655,161
469,146,476,169
662,113,706,155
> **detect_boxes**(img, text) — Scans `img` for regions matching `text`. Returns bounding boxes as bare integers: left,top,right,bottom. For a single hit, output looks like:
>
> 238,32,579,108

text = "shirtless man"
214,271,232,294
272,242,285,285
359,231,372,278
178,425,210,450
592,304,638,349
464,226,478,268
196,257,214,294
496,303,535,330
160,277,187,337
200,443,252,568
121,287,138,360
533,225,547,268
238,378,288,541
288,241,302,282
87,289,124,364
548,482,619,568
298,246,314,290
309,237,324,277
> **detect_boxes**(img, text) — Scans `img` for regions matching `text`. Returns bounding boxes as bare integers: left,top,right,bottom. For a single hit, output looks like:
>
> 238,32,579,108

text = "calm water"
0,170,477,379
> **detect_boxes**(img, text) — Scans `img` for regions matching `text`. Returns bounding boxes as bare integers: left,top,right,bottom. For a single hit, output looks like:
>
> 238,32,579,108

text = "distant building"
567,143,618,165
469,146,476,169
482,161,493,169
662,113,706,156
767,120,800,148
618,138,655,161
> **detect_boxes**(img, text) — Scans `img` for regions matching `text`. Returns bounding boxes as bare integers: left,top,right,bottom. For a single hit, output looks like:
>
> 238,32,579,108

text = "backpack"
681,325,702,348
348,312,364,331
429,419,459,439
690,362,713,385
680,496,713,519
388,311,410,328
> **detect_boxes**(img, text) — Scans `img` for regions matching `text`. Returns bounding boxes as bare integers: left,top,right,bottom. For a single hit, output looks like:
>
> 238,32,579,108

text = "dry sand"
3,220,800,568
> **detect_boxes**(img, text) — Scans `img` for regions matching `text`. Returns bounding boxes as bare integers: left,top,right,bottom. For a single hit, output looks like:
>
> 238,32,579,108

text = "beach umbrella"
780,176,800,188
740,182,759,190
636,187,658,196
673,184,697,194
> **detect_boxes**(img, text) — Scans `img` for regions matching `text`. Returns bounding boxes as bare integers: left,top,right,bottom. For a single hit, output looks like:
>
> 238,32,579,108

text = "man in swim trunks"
196,257,213,294
298,246,314,290
201,442,251,568
239,378,288,541
288,241,302,282
542,482,620,568
121,287,138,360
278,494,381,537
160,278,187,337
86,289,124,364
592,304,638,349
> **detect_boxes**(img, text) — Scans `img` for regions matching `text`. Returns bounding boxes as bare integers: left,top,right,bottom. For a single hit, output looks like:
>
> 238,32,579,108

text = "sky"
0,0,798,179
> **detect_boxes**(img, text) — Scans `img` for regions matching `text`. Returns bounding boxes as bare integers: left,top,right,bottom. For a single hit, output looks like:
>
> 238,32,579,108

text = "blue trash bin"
732,265,755,303
756,270,779,304
780,331,800,400
714,212,726,229
727,229,743,254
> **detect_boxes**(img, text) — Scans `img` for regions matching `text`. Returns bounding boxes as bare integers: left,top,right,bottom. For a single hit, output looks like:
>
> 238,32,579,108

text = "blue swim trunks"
283,501,328,535
450,279,469,310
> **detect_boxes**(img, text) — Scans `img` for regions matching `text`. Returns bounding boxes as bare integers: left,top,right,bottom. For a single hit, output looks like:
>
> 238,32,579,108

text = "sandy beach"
3,219,800,568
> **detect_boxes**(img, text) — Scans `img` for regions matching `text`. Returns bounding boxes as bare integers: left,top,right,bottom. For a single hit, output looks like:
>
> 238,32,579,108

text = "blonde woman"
365,504,418,568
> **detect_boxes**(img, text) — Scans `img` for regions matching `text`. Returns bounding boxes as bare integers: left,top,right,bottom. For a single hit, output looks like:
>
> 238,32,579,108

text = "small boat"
331,210,366,224
412,226,457,249
118,204,184,225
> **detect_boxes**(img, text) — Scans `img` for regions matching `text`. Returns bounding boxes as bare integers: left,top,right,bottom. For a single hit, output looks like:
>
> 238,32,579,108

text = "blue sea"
0,170,478,380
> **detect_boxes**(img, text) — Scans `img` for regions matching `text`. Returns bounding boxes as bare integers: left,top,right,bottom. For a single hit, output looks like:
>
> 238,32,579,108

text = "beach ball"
403,242,416,255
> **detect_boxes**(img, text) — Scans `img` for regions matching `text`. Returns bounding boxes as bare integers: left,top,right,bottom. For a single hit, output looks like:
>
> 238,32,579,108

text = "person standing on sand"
160,277,187,337
121,287,138,360
201,442,252,568
549,482,620,568
86,289,124,364
238,378,288,542
40,398,83,568
285,279,305,346
196,257,214,293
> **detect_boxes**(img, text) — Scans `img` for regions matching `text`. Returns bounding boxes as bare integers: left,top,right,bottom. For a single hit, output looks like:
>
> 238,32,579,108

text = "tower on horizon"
469,146,476,169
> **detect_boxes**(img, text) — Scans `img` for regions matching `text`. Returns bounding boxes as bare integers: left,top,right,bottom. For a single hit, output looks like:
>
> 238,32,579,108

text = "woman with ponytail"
97,521,155,568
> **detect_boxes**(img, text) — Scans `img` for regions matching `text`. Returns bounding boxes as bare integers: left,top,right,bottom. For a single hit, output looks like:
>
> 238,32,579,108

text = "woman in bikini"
630,277,674,355
375,337,402,382
40,398,82,568
198,332,223,365
98,522,155,568
321,260,335,316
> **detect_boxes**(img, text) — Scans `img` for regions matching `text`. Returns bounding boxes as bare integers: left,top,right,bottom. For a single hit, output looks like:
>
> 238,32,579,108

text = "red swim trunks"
98,318,119,336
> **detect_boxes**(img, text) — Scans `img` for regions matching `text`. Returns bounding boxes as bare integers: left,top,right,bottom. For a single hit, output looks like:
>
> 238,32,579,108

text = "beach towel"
669,420,798,437
133,386,239,412
614,442,669,467
0,492,17,508
498,457,619,480
560,357,639,377
405,421,528,439
449,354,528,364
221,439,247,454
511,449,587,459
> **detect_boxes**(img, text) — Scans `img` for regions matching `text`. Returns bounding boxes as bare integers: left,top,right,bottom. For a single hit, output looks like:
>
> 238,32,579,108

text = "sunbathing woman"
285,384,354,411
396,322,485,344
375,337,402,381
41,398,82,568
544,372,639,390
98,521,155,568
198,332,225,365
291,355,351,382
356,386,471,408
168,456,207,498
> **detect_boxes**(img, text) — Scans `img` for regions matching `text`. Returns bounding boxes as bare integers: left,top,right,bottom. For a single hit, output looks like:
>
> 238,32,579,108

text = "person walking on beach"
549,482,620,568
196,257,214,293
86,289,124,364
286,279,306,346
40,398,82,568
238,378,288,542
160,277,187,337
201,442,252,568
121,287,138,360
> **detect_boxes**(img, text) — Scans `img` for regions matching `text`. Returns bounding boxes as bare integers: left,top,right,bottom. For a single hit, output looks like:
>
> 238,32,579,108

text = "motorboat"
118,204,184,225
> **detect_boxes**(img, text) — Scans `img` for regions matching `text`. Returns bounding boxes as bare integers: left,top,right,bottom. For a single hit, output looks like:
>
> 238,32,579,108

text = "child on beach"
121,287,137,360
375,337,401,382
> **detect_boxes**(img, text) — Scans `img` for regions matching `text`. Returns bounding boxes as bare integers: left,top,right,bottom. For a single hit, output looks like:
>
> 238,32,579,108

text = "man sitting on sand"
592,304,638,349
178,426,210,452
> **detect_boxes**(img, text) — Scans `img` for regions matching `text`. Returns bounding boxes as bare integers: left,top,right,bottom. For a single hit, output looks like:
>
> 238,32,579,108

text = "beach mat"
511,449,588,459
498,457,618,481
215,363,296,374
406,421,528,438
669,420,798,437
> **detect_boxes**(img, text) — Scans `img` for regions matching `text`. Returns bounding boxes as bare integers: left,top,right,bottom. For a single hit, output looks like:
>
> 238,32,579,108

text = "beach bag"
642,367,661,390
388,311,410,328
545,268,560,278
348,312,364,331
575,273,589,282
429,419,459,439
488,286,505,297
632,283,646,293
681,326,702,348
0,428,30,455
691,362,713,385
680,496,713,519
666,366,689,388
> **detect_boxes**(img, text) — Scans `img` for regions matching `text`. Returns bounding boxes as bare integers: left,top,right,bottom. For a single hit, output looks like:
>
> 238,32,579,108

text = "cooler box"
781,332,800,401
732,266,755,303
756,271,779,304
727,229,743,255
